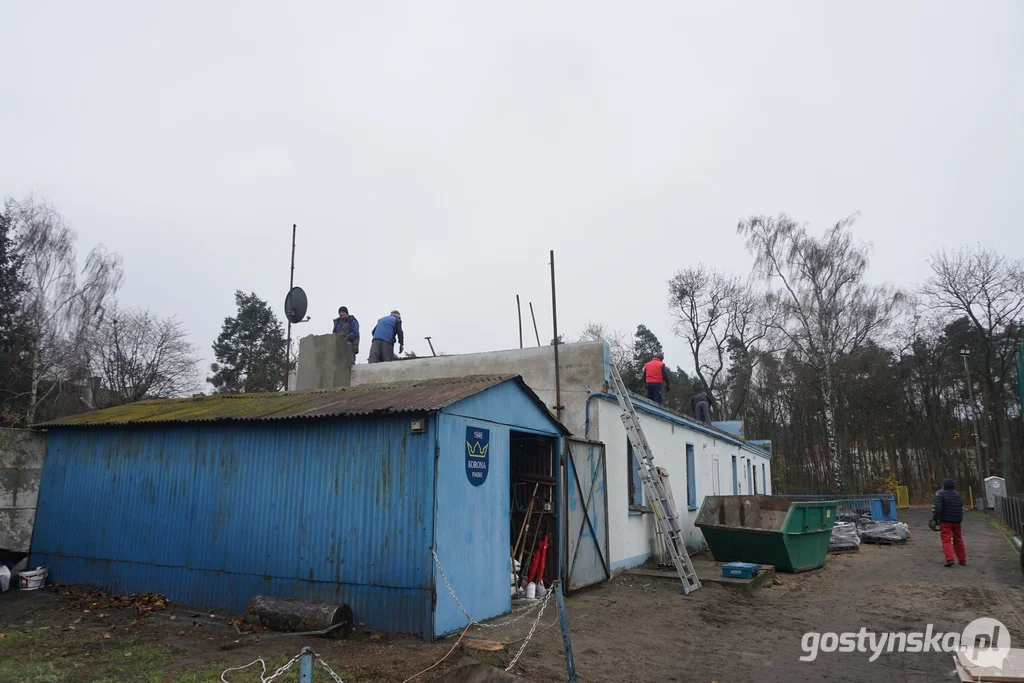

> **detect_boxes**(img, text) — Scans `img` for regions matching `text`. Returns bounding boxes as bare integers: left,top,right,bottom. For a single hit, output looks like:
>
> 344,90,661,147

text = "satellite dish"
284,287,308,324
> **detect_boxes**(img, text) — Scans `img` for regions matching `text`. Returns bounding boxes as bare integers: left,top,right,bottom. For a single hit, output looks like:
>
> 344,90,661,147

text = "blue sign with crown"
465,426,489,486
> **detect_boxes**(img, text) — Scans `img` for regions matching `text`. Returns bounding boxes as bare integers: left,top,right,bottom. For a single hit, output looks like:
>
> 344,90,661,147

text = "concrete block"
0,428,45,553
296,334,353,391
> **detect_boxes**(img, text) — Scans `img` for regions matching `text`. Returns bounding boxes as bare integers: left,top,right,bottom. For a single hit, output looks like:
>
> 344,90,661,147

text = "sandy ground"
2,507,1023,682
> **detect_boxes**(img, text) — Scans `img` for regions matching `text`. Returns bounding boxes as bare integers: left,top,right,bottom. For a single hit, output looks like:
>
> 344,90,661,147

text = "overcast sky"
3,1,1022,376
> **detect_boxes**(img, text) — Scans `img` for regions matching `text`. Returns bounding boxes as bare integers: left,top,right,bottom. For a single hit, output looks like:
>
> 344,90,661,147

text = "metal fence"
992,494,1024,540
782,494,899,522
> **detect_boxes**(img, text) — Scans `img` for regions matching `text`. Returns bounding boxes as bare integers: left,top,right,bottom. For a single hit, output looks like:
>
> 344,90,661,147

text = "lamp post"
960,348,986,509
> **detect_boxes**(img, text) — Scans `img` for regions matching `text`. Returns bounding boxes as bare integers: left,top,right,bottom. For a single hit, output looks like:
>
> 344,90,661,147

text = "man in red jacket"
643,353,671,403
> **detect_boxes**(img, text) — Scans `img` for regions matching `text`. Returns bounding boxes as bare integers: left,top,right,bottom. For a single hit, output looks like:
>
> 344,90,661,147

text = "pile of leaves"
49,586,169,614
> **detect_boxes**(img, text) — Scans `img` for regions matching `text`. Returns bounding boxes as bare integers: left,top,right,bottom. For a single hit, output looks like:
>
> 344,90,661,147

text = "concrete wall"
295,334,353,391
0,428,46,553
351,342,606,436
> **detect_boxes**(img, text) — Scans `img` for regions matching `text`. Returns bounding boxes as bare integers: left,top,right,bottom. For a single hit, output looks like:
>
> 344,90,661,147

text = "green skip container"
695,495,839,573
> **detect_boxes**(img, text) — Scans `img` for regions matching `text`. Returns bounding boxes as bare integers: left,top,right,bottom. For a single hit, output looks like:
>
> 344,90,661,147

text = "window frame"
685,443,697,511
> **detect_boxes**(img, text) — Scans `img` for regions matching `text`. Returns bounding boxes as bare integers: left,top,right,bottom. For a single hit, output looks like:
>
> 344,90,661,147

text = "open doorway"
510,431,558,599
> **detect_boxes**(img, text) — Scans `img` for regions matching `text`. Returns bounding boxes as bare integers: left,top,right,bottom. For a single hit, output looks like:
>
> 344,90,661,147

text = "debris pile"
49,586,169,614
858,520,910,545
828,522,860,552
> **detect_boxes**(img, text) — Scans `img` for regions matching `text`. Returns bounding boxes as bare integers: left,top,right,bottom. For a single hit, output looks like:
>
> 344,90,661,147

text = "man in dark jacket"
368,310,404,363
332,307,360,363
643,353,670,403
691,391,711,423
932,478,967,567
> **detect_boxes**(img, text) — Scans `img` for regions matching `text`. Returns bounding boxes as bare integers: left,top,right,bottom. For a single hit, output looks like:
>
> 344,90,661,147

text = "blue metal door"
563,439,610,590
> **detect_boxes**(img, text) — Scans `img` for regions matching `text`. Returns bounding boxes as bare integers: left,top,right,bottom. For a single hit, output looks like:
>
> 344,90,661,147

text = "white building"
334,341,773,574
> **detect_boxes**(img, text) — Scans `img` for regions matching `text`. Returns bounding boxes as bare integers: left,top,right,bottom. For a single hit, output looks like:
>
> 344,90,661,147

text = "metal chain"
223,650,345,683
431,548,546,629
505,589,553,672
263,652,303,683
314,651,347,683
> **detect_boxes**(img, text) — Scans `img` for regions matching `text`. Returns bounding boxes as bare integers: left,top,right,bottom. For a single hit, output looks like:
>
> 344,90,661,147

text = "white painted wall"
594,398,772,569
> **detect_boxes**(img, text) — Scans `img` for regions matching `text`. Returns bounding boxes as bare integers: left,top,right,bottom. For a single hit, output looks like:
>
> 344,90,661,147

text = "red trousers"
940,522,967,563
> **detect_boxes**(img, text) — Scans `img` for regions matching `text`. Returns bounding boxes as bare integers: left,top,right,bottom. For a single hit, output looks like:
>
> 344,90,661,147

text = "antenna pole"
529,302,541,347
284,224,296,391
550,250,562,421
516,295,523,349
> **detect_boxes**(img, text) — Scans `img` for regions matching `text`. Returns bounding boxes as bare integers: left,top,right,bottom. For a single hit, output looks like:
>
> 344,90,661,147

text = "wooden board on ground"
633,558,777,595
462,638,506,652
955,647,1024,681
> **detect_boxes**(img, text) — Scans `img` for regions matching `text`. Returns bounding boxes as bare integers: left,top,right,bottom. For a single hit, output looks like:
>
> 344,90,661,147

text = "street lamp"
960,348,986,509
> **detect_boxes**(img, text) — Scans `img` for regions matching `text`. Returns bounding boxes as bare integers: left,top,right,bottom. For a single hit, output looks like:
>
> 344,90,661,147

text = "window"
686,444,697,510
747,460,753,494
753,465,758,494
627,441,643,508
762,463,768,495
712,458,721,495
731,455,738,494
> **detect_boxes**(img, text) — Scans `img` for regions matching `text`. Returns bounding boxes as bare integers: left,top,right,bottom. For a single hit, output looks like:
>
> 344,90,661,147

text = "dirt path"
511,508,1024,682
2,508,1023,682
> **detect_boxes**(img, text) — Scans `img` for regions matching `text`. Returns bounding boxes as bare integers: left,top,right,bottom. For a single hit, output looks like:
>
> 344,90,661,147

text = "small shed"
31,375,567,639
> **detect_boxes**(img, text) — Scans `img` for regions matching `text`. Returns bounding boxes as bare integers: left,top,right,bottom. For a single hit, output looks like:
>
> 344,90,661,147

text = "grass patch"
0,625,356,683
0,625,172,683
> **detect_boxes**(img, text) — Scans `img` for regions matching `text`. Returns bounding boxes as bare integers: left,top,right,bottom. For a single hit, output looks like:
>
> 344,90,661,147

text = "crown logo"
467,441,489,457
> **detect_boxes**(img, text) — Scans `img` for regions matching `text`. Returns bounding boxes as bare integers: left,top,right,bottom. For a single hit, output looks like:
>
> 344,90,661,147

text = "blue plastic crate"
721,562,760,579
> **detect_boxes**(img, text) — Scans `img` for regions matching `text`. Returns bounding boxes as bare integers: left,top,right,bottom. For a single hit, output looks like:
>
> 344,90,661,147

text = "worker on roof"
643,353,670,403
691,391,711,423
332,306,360,364
368,310,404,363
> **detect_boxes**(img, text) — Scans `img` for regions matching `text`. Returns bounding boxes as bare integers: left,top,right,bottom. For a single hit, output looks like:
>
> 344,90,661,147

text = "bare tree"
922,245,1024,485
668,265,743,411
8,196,122,423
93,307,201,406
738,213,903,491
720,286,782,420
577,321,632,369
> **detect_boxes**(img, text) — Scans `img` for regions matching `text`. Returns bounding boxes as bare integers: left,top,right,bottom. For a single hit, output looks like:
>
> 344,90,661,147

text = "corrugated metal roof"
37,375,548,428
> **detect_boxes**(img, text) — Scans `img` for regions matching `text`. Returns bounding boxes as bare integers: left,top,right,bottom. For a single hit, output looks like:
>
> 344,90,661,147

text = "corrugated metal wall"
32,416,436,637
432,382,564,636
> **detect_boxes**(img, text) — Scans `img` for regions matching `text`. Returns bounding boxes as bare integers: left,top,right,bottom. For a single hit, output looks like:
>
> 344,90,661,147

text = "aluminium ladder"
609,363,702,594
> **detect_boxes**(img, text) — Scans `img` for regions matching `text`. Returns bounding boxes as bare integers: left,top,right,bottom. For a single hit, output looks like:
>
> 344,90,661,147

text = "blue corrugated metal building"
31,375,567,639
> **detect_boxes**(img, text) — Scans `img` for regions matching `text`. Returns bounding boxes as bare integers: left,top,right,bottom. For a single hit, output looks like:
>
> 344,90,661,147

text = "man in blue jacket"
332,306,360,363
368,310,404,363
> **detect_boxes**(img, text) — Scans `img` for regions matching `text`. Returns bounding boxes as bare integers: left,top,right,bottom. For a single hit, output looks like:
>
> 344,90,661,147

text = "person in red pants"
932,478,967,567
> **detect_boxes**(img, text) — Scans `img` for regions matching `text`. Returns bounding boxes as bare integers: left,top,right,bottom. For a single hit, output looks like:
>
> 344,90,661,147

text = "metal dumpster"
695,495,839,573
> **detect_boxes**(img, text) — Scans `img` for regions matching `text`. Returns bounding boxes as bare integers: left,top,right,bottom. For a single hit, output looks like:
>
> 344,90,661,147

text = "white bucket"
525,582,537,600
0,566,9,593
18,567,47,591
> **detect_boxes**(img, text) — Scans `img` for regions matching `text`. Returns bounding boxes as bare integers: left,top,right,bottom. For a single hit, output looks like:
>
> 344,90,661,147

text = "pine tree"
627,325,664,392
0,206,24,353
0,206,29,425
208,291,291,393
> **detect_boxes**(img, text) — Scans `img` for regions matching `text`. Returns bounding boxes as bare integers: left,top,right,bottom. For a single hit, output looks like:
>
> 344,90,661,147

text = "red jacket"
644,358,668,386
